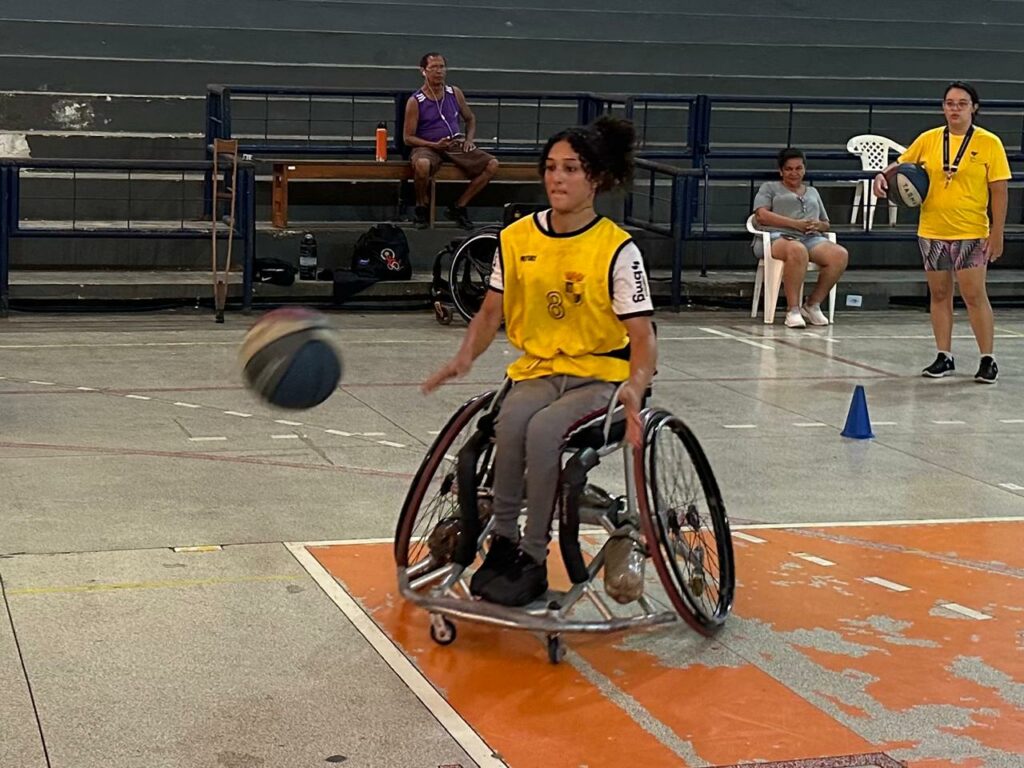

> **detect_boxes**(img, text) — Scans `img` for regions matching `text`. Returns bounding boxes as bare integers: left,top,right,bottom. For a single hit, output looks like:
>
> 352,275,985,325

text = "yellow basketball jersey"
498,214,633,382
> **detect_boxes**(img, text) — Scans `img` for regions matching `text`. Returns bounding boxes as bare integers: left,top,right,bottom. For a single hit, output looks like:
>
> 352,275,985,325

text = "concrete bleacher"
3,0,1024,307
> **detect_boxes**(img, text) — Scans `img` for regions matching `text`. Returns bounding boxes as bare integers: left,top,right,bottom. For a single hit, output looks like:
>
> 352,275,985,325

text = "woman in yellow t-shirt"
874,81,1011,383
421,117,657,607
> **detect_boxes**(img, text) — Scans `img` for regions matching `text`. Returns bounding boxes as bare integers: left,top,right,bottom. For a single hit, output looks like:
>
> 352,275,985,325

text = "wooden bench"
269,159,538,228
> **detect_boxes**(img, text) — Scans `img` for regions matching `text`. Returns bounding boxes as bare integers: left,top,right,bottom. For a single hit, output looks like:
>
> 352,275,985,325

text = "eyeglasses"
944,100,972,109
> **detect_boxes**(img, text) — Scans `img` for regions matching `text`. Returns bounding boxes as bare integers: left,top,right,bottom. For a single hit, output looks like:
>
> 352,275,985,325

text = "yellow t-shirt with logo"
496,214,642,382
898,125,1011,240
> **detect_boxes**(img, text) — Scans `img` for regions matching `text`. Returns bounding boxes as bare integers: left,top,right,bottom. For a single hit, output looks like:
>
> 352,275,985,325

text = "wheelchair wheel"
394,391,496,577
636,410,735,634
449,227,499,323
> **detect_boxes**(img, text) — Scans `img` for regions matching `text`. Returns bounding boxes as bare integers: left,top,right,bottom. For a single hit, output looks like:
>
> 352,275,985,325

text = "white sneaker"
800,303,829,326
784,308,806,328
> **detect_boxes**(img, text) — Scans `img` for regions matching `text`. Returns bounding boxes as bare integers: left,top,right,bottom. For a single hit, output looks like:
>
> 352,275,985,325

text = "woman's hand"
422,353,472,394
618,381,645,449
872,172,888,200
984,231,1004,262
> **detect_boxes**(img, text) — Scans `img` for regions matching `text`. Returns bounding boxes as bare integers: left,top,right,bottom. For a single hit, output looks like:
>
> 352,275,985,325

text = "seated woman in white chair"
753,148,849,327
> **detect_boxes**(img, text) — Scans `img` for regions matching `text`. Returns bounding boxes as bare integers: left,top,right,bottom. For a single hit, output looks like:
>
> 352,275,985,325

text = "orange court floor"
299,518,1024,768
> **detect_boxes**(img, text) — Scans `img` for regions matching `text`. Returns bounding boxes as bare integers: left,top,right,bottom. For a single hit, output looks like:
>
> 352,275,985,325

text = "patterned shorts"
918,237,988,272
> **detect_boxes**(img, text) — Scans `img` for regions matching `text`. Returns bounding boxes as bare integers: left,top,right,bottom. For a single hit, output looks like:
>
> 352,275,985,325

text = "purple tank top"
414,86,461,142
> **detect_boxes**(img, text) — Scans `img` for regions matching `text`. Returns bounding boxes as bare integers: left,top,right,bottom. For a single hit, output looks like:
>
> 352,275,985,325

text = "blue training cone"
841,384,875,440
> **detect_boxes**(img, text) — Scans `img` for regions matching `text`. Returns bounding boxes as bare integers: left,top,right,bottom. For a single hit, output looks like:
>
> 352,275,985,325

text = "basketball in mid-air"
885,163,929,208
239,307,342,409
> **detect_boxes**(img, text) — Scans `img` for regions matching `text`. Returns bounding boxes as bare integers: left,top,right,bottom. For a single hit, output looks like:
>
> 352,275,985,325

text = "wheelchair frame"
395,379,735,663
430,225,501,325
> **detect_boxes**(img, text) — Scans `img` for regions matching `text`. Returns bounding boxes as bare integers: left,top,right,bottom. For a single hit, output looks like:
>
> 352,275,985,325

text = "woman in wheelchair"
422,116,657,607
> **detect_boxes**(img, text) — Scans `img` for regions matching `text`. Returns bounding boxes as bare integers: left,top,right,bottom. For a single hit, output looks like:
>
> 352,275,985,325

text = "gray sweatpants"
491,375,617,563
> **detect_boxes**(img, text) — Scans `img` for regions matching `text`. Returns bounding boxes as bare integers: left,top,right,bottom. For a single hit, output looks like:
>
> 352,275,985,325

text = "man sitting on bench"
404,52,499,230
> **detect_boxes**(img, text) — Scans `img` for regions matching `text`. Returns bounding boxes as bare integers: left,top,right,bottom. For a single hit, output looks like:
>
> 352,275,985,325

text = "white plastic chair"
747,214,837,325
846,134,906,231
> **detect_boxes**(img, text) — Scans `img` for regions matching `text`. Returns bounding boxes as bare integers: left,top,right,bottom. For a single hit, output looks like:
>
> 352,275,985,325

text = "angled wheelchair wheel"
394,391,496,578
449,227,500,323
636,410,735,634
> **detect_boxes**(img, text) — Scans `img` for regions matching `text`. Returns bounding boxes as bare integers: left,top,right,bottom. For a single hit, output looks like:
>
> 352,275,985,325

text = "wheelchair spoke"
639,410,734,632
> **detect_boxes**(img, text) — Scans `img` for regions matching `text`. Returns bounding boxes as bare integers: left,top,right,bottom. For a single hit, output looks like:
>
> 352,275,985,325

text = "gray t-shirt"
752,181,829,238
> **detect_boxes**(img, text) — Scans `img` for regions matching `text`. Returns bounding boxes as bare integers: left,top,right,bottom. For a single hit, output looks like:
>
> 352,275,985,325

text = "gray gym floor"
2,306,1022,768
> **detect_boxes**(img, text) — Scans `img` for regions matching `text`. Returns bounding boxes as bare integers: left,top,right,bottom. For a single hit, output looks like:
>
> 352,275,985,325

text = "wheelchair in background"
430,204,545,325
394,379,735,663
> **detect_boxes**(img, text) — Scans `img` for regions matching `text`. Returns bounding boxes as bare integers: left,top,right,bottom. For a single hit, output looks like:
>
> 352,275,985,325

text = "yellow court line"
6,574,300,597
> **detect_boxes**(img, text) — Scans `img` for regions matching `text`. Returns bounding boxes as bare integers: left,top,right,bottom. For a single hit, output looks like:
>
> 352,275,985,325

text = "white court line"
76,386,96,391
723,424,757,429
872,421,898,426
939,603,992,621
1000,419,1024,424
999,483,1024,491
699,327,774,351
173,402,202,409
792,553,836,567
427,430,441,435
299,537,394,547
737,515,1024,530
793,422,828,428
932,420,966,425
733,532,767,544
188,436,227,442
275,419,303,426
376,440,407,448
28,380,55,385
224,411,252,417
270,434,299,440
802,333,839,344
361,432,387,437
124,394,151,400
864,576,911,592
285,542,504,768
324,429,352,437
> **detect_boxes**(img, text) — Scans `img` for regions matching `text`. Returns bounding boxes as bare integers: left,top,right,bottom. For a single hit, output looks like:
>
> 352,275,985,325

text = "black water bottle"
298,232,318,280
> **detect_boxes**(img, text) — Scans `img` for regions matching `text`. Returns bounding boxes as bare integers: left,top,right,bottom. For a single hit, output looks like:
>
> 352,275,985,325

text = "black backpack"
351,223,412,281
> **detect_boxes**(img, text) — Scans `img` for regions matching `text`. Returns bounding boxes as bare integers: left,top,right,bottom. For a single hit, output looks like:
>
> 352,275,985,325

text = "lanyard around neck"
942,125,975,183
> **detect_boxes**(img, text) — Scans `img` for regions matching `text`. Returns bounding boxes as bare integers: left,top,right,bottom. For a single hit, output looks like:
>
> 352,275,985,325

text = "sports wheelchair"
394,379,735,663
430,225,499,325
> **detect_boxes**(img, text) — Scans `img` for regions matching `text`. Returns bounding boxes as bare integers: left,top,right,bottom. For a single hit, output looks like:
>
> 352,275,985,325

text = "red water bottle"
375,122,387,162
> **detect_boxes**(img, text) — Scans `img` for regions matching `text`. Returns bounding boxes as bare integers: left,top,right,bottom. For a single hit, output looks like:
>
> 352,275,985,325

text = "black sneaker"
413,205,430,230
468,534,519,596
974,356,998,384
445,204,474,230
922,353,955,378
477,548,548,607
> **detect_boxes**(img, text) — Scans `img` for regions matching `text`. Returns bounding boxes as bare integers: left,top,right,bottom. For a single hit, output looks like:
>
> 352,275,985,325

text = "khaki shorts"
410,146,496,178
918,237,988,272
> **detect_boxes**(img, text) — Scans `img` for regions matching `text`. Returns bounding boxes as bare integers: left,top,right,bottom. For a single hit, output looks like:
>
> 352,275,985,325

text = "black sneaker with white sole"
922,353,955,378
469,534,519,596
974,356,998,384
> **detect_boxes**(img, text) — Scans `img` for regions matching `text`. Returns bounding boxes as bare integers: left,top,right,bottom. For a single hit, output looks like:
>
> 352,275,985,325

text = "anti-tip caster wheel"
429,614,457,646
547,634,565,665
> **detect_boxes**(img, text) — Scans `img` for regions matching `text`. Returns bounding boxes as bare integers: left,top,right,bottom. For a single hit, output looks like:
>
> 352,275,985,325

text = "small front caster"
429,614,456,646
547,634,565,664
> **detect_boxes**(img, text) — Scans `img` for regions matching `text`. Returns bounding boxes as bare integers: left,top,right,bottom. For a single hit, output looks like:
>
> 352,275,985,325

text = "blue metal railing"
205,85,611,158
0,158,256,317
625,162,1024,308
